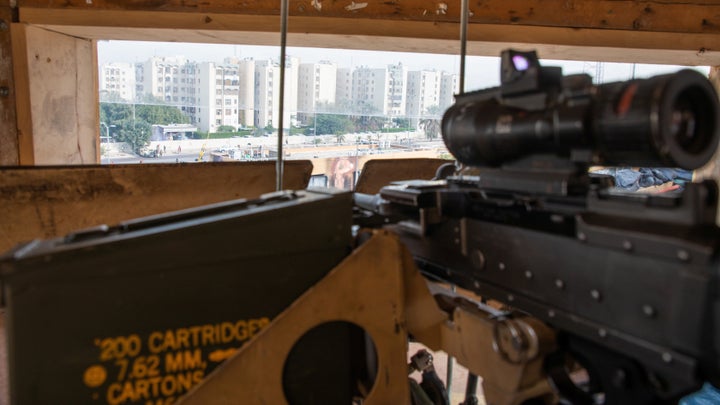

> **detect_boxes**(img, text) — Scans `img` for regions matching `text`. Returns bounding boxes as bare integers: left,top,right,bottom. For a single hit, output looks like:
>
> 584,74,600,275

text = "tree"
99,101,192,152
100,103,132,125
217,125,235,133
353,115,384,133
393,117,411,129
135,103,190,126
113,119,152,153
100,101,190,127
418,118,441,140
350,101,384,132
315,114,353,135
418,105,442,140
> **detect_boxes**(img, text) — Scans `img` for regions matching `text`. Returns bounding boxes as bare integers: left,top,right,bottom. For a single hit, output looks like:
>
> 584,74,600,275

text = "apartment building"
406,70,441,120
351,63,407,116
99,62,135,101
352,66,386,114
103,54,457,133
135,57,201,129
254,57,299,130
335,67,353,108
439,72,459,112
386,63,408,117
196,62,242,133
236,58,256,129
131,57,256,133
298,61,337,122
135,56,196,105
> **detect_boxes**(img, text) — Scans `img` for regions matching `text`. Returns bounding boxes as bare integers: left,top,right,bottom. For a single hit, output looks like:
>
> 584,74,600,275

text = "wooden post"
11,23,98,165
0,2,18,165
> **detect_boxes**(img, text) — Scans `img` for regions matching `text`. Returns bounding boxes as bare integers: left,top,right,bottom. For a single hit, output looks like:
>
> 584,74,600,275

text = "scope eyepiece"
654,69,718,169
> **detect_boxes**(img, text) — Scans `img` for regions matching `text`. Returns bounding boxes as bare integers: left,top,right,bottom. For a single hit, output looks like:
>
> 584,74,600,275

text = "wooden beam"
10,23,33,165
0,3,18,165
15,0,720,35
19,9,720,65
0,161,313,252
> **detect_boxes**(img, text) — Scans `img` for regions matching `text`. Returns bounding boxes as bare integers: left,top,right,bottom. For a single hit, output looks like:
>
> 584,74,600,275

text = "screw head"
555,279,565,290
591,289,602,302
612,368,627,388
473,249,486,270
642,304,656,318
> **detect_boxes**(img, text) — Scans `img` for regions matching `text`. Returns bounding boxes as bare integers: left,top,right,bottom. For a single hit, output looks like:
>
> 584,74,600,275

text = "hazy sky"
98,40,710,92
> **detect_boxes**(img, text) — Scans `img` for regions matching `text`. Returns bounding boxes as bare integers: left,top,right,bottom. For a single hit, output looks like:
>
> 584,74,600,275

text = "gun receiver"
356,50,720,404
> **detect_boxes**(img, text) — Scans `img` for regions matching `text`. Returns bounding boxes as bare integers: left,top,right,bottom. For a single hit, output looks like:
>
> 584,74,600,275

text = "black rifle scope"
441,50,720,169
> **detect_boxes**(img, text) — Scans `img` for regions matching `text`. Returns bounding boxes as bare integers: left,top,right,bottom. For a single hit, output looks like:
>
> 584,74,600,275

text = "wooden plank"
0,4,18,165
179,232,412,405
15,0,720,35
355,158,448,194
9,23,33,165
11,24,98,164
21,9,720,65
91,38,100,164
0,160,313,253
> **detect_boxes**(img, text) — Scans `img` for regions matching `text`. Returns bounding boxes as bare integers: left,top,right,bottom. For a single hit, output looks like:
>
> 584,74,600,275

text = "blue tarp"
681,383,720,405
591,167,693,192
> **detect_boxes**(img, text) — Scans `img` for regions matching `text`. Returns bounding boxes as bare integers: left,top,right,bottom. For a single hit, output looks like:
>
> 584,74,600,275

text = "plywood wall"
11,24,98,165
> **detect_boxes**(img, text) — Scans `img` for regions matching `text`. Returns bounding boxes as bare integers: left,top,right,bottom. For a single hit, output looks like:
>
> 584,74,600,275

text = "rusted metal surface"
0,160,312,253
16,0,720,35
355,158,447,194
0,3,18,165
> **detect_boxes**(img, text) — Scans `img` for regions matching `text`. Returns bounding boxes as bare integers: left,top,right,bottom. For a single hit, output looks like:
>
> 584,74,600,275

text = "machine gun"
356,50,720,404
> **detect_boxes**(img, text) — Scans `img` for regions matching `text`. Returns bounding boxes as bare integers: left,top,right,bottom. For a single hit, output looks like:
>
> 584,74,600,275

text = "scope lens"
670,86,712,155
671,99,697,149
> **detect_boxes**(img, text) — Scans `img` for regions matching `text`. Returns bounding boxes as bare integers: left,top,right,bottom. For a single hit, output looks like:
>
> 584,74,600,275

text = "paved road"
101,152,205,164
